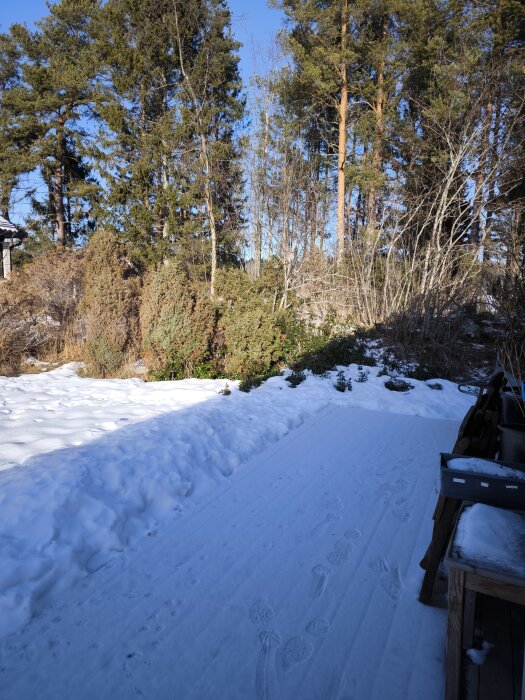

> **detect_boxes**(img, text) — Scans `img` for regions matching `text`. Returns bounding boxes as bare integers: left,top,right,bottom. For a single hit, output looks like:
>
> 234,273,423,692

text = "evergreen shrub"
80,230,140,377
384,378,414,392
216,269,285,381
140,263,217,379
292,334,375,375
334,369,352,392
286,369,306,388
356,368,369,383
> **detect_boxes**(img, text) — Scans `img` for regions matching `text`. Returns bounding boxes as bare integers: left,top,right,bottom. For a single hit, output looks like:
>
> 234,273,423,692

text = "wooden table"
444,505,525,700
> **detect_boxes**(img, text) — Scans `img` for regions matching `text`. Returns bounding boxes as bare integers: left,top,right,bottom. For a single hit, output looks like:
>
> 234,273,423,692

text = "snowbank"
0,363,474,637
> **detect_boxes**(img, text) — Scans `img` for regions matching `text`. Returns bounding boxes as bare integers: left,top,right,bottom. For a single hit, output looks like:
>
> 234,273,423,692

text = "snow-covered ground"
0,363,476,698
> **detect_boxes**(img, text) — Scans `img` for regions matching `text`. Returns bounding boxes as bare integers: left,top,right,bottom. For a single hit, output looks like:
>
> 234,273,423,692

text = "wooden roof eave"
0,230,26,247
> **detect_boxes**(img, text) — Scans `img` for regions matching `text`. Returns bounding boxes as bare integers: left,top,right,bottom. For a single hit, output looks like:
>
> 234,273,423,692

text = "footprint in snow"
249,599,275,626
368,557,389,573
327,540,351,567
380,566,405,602
281,636,312,672
310,512,342,538
325,672,345,700
327,550,348,567
255,629,281,700
392,507,410,523
392,477,410,493
324,497,343,513
378,478,409,503
311,565,330,598
306,618,330,638
344,528,362,542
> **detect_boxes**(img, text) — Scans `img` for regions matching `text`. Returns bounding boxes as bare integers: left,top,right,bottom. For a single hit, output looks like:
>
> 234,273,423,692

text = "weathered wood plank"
462,589,477,649
509,602,525,700
464,660,480,700
419,497,461,604
521,649,525,700
446,567,465,700
479,596,513,700
465,573,525,607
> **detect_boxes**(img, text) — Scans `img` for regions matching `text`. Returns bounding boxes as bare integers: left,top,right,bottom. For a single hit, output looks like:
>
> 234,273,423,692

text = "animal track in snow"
282,636,313,672
249,599,275,625
311,565,330,598
306,617,330,638
255,629,282,700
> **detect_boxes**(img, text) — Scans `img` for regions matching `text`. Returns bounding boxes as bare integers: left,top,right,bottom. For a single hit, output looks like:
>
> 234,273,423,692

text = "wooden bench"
444,504,525,700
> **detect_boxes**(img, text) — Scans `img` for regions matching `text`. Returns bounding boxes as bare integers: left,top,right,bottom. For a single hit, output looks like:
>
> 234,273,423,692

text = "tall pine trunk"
367,16,386,231
200,132,218,299
0,192,10,220
336,0,348,267
173,1,218,298
485,91,501,235
53,161,66,247
53,116,66,247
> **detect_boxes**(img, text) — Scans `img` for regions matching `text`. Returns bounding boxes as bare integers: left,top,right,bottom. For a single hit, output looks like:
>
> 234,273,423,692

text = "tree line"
0,0,524,379
1,0,244,293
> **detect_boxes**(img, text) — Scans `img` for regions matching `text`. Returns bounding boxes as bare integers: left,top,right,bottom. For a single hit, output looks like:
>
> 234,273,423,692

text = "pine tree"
92,0,182,260
94,0,245,286
0,33,35,219
170,0,245,295
10,0,100,247
273,0,355,265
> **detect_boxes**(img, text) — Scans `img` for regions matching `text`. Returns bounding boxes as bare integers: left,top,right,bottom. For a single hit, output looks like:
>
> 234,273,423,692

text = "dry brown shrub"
0,250,84,374
0,280,35,375
24,250,84,359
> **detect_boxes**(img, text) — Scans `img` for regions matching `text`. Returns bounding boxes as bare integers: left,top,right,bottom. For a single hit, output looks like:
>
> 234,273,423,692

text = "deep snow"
0,363,476,698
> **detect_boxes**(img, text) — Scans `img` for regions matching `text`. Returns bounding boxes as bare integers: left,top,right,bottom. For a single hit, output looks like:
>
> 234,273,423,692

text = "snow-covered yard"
0,364,475,699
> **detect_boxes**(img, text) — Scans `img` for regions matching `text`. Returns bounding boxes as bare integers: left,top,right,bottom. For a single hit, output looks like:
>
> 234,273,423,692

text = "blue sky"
0,0,283,86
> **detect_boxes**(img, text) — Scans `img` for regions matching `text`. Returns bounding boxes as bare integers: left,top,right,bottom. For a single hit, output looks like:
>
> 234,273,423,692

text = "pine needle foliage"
140,263,217,379
80,230,140,377
216,269,286,380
